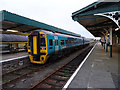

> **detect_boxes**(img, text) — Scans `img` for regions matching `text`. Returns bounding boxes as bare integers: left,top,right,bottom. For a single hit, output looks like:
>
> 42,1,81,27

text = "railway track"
30,44,94,89
2,64,30,76
2,43,95,89
2,62,52,88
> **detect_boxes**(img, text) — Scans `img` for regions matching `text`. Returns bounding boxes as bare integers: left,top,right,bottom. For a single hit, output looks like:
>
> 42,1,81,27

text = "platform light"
115,28,119,31
7,29,18,32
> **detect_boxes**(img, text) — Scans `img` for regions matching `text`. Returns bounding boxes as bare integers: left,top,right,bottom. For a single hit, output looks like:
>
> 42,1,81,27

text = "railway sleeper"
37,83,52,88
50,75,69,81
55,73,71,77
59,69,75,74
55,72,72,77
45,79,66,87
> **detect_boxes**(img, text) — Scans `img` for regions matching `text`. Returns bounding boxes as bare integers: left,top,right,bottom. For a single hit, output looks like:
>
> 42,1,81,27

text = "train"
28,30,92,64
0,34,28,53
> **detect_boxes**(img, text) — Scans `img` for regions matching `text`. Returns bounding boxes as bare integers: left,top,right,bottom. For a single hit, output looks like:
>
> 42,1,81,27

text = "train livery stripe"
33,36,37,54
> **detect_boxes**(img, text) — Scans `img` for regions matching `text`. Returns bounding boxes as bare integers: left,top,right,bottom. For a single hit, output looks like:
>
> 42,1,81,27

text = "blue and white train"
28,30,91,64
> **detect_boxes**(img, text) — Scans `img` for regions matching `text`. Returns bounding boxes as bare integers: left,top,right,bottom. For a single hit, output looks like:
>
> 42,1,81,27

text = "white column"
110,28,112,45
117,37,118,44
110,28,112,57
106,31,108,52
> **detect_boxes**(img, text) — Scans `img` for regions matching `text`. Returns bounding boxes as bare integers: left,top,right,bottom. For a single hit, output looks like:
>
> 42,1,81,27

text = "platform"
65,42,119,89
2,52,28,61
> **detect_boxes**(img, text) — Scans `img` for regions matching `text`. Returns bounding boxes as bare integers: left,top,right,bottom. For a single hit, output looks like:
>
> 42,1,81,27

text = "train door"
48,35,54,54
29,31,40,57
54,36,59,51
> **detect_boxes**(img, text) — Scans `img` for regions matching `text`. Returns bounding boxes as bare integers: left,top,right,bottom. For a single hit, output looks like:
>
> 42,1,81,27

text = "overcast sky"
0,0,98,38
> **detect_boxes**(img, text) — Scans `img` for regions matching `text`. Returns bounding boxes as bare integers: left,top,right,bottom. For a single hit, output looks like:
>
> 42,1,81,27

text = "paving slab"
2,52,28,60
67,42,119,89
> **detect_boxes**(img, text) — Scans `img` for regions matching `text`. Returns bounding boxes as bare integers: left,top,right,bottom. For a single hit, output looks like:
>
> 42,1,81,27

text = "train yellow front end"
28,31,49,64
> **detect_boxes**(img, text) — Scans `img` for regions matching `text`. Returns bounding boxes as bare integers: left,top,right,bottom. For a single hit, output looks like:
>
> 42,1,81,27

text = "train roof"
36,30,82,39
1,34,28,42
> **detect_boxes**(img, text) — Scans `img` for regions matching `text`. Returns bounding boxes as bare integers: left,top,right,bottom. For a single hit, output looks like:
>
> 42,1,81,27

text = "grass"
2,78,9,82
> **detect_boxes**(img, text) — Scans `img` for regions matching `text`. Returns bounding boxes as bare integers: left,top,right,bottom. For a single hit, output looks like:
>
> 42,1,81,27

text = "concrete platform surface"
2,52,28,60
67,42,119,89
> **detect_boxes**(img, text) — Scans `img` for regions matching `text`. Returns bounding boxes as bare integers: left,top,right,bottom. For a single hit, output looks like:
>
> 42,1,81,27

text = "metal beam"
86,20,114,28
73,2,120,17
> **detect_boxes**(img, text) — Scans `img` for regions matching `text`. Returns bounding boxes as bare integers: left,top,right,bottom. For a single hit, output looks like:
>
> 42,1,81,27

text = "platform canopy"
72,0,120,37
0,10,81,37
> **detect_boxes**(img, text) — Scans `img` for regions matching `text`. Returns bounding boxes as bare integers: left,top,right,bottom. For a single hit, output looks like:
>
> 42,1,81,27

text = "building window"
49,39,53,46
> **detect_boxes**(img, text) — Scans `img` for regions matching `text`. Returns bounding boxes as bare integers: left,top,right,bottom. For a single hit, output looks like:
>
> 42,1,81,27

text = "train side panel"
47,34,55,55
28,30,91,64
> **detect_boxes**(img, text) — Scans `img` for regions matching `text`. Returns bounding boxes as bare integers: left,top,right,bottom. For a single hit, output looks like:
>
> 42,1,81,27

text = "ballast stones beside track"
2,43,95,89
2,55,29,75
30,44,94,89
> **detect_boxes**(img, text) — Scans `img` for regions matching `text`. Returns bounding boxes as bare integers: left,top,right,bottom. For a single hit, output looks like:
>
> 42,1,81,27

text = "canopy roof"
72,0,120,37
0,10,81,37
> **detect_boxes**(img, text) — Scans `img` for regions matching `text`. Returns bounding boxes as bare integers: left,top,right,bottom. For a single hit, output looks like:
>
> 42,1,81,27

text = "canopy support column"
105,32,108,52
110,28,112,57
117,36,119,44
104,36,105,49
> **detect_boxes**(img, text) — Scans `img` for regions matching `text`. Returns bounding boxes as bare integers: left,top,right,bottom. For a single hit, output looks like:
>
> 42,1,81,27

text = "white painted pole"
106,32,108,52
117,37,118,44
110,28,112,45
110,28,112,57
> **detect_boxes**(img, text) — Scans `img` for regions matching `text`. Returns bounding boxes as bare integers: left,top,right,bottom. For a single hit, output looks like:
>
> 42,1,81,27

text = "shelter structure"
72,0,120,57
0,10,81,37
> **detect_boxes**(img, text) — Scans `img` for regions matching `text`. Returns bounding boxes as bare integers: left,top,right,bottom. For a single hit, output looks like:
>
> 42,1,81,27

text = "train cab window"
61,40,64,45
49,39,53,46
41,38,46,46
28,36,32,46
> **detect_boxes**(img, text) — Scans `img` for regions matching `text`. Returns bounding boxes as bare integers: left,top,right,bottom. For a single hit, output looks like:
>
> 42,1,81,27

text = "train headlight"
41,48,46,50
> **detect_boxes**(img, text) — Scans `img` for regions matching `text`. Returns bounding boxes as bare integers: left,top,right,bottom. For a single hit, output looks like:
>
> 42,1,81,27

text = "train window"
65,40,68,44
55,40,58,46
55,40,57,46
41,38,46,46
61,40,64,45
49,39,53,46
71,40,73,44
28,36,32,46
69,40,71,44
57,40,58,45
